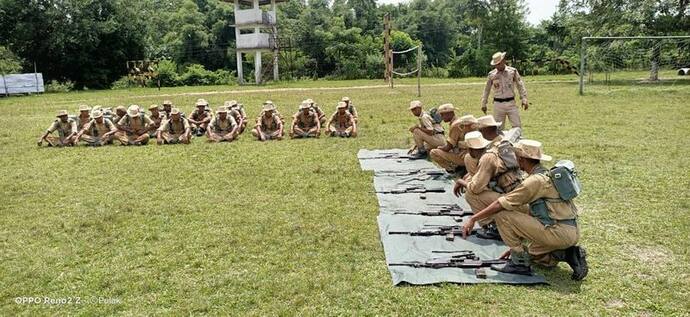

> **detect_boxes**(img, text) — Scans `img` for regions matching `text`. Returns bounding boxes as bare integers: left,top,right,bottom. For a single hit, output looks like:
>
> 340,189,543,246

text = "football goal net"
579,36,690,94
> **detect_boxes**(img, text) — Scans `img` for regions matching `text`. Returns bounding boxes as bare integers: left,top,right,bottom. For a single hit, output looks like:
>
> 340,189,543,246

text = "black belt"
493,97,515,102
557,219,577,227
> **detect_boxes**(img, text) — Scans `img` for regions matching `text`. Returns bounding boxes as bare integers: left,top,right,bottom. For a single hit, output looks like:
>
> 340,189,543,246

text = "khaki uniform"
76,115,91,131
208,116,238,142
252,112,283,140
44,118,77,146
190,109,212,131
115,115,153,145
481,66,527,129
430,117,475,171
159,117,191,144
495,165,579,266
326,111,356,137
291,110,320,138
465,135,526,225
229,106,247,133
80,119,117,145
412,112,445,150
311,105,327,126
148,113,166,138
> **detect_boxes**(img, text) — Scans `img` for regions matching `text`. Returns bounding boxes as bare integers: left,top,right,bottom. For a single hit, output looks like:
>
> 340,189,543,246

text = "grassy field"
1,76,689,315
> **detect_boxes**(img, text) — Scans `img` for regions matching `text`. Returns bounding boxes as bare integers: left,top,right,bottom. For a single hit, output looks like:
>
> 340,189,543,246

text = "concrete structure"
231,0,285,84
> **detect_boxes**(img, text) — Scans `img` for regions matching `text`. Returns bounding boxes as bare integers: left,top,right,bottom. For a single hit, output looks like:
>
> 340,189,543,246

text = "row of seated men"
406,100,588,280
37,97,359,146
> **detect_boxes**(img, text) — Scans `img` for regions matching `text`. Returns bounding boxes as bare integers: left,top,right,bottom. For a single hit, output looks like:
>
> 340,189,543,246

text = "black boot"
565,246,588,281
476,224,502,241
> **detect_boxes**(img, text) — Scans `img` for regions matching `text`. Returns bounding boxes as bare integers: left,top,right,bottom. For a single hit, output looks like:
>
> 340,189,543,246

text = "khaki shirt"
149,112,165,130
118,115,154,131
47,118,77,136
328,111,354,129
466,135,521,195
481,66,528,108
293,111,319,129
209,116,237,133
84,119,116,137
418,112,444,134
76,115,91,131
498,165,578,221
160,118,190,134
191,109,212,122
257,113,282,132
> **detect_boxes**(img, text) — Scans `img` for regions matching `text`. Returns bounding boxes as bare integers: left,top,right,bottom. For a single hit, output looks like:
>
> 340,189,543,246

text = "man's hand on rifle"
462,218,475,239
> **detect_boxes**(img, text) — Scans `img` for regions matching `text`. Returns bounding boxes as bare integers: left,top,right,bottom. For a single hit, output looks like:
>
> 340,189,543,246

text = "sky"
376,0,559,25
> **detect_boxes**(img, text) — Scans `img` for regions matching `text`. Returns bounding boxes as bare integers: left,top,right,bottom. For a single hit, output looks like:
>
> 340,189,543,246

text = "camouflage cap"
224,100,238,107
91,109,104,119
170,108,181,115
115,105,127,112
341,96,351,102
263,104,276,112
78,104,91,112
263,100,274,105
162,100,173,106
337,101,348,109
216,106,228,114
299,102,311,110
148,104,160,110
305,98,314,104
56,110,69,117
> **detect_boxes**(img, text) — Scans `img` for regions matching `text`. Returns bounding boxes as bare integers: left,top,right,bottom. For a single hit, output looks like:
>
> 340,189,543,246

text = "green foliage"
157,60,181,87
0,46,23,74
0,0,688,86
179,64,235,86
424,66,449,78
44,80,75,93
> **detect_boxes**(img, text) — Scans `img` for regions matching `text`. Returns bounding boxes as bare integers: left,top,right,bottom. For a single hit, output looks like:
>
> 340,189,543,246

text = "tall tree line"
0,0,687,88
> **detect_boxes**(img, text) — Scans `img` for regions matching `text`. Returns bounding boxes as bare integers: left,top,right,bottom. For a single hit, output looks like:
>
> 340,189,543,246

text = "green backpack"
529,160,582,226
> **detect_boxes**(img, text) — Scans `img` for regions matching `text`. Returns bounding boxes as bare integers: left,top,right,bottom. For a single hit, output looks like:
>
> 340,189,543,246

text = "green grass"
1,77,689,315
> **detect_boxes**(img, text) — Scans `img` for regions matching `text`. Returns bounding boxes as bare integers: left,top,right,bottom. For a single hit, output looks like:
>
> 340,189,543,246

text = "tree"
0,46,24,74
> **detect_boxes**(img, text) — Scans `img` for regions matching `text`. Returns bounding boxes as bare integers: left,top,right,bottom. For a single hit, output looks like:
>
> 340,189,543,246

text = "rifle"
377,169,446,177
392,209,473,221
389,256,506,269
380,185,446,194
359,153,416,160
388,224,475,241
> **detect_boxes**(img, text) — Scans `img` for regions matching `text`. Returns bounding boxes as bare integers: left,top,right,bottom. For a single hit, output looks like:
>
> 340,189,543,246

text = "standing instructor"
480,52,528,130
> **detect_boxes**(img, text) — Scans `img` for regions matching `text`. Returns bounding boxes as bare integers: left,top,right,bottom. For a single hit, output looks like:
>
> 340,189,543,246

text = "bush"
45,80,75,93
212,69,236,85
0,46,23,74
179,64,216,86
424,66,449,78
110,76,139,89
156,59,180,86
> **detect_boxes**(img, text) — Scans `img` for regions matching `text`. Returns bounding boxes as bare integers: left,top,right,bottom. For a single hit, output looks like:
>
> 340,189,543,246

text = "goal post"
579,35,690,95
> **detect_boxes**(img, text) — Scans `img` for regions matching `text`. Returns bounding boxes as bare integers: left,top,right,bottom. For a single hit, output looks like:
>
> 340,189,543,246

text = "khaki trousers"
493,101,521,129
114,131,149,145
412,129,445,151
79,134,113,145
430,149,467,171
161,131,190,144
252,128,283,141
45,135,75,146
328,126,356,137
207,131,236,142
494,211,579,266
290,126,319,138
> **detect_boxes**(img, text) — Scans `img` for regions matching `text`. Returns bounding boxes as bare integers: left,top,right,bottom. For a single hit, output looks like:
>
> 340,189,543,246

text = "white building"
231,0,285,84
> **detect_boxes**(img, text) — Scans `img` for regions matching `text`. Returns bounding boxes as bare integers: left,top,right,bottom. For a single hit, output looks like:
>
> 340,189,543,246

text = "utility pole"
383,13,392,85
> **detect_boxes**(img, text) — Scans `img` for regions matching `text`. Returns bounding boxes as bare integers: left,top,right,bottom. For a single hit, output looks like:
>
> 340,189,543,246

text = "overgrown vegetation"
0,0,687,88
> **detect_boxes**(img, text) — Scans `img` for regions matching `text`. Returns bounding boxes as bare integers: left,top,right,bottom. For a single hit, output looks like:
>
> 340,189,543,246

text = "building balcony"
237,33,275,50
235,9,276,26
